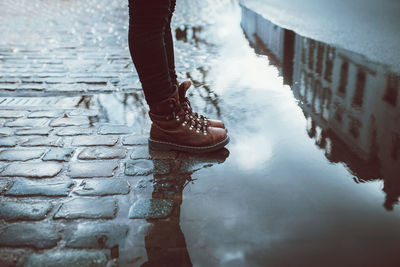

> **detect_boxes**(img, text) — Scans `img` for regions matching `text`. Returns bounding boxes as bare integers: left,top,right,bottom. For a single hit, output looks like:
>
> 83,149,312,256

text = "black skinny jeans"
128,0,177,105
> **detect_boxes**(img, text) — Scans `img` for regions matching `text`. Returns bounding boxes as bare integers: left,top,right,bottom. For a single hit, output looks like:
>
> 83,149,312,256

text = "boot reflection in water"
141,148,229,267
128,0,229,153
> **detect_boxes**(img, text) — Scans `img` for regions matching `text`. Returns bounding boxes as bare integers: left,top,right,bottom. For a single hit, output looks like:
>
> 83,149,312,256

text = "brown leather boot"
176,80,226,129
148,87,229,153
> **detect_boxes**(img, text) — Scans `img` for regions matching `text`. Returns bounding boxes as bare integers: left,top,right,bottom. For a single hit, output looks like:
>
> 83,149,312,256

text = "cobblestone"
43,148,74,161
56,126,94,136
24,250,107,267
0,137,18,147
0,127,13,136
66,223,129,249
78,147,127,160
68,109,99,117
54,198,117,220
122,135,148,146
4,118,49,127
125,160,153,176
97,125,133,135
0,110,28,118
129,146,150,160
128,198,174,219
74,178,130,196
0,149,46,161
72,135,119,146
0,180,11,193
0,162,63,178
15,127,52,136
50,117,90,127
0,223,60,249
21,136,63,147
68,161,119,178
0,248,27,267
5,179,74,196
0,201,52,221
28,110,64,118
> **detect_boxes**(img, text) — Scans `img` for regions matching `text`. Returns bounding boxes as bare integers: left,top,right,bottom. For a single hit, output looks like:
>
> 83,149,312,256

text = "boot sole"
149,136,230,153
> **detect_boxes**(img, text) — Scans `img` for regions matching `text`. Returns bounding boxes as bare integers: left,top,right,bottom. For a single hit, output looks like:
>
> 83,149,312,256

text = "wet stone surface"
5,179,74,196
129,146,151,160
54,198,117,220
5,118,49,127
15,127,53,136
122,135,148,146
0,137,18,147
24,250,107,267
0,110,28,118
74,178,130,196
134,178,154,195
66,223,129,249
153,159,172,175
50,117,90,127
56,127,94,136
128,198,174,219
0,149,46,161
21,136,64,147
68,109,99,117
0,162,63,178
68,161,119,178
0,248,27,267
0,128,14,136
0,223,60,249
125,160,153,176
43,148,74,161
97,125,133,135
78,147,127,160
72,135,119,146
0,201,53,221
28,110,65,118
0,180,10,193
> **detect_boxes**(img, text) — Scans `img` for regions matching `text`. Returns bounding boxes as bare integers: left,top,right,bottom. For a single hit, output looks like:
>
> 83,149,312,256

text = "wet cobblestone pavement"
1,0,400,266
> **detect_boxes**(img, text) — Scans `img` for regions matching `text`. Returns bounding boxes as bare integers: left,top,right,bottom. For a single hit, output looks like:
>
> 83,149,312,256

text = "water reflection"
141,149,229,266
175,25,209,47
240,4,400,211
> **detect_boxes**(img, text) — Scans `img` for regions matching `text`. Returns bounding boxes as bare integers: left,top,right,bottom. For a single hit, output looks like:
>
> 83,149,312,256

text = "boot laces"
182,97,208,123
174,101,208,135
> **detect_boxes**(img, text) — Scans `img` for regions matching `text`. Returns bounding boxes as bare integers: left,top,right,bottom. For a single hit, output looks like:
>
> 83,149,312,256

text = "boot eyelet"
196,129,200,133
203,132,207,136
189,126,193,130
182,122,187,126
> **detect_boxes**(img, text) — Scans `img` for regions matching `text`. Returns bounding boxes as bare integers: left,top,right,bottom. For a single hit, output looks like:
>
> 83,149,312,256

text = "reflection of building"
240,5,400,210
240,4,295,86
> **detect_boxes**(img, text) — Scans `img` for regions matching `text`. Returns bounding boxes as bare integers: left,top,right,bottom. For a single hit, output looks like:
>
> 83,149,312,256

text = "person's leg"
128,0,174,105
164,0,177,83
128,0,229,153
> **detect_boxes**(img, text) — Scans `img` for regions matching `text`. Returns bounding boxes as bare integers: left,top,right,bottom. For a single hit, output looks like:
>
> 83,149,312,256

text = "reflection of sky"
177,3,400,267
